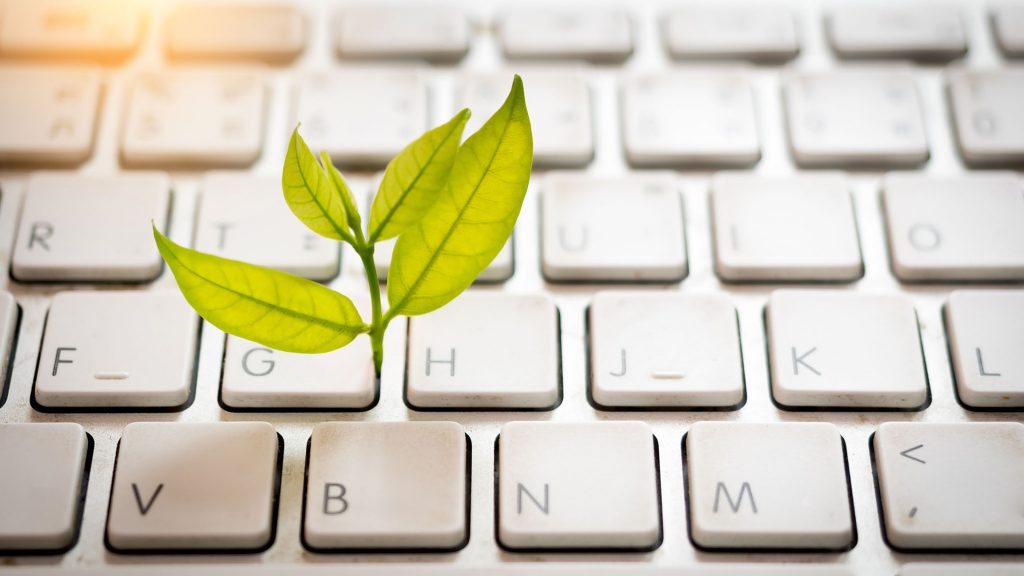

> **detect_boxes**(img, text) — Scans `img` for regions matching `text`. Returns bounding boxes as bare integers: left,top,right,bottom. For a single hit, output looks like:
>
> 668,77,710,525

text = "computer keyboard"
0,0,1022,574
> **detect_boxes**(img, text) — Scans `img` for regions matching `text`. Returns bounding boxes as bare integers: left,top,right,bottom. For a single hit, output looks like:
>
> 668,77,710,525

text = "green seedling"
153,76,532,377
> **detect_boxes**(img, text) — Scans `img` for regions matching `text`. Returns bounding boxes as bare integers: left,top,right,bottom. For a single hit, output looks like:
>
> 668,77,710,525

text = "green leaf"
153,225,366,354
387,76,531,317
321,151,363,235
368,109,471,243
282,127,351,242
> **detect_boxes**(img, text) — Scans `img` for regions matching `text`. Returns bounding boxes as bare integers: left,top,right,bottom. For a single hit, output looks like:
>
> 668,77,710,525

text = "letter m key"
713,481,757,514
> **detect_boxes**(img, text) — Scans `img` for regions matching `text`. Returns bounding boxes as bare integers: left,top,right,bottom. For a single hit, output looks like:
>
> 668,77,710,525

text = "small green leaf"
387,76,532,317
153,225,366,354
369,109,471,243
282,127,351,242
321,151,363,234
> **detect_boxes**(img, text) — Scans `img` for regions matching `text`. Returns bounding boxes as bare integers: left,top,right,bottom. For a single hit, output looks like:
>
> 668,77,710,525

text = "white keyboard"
0,0,1022,574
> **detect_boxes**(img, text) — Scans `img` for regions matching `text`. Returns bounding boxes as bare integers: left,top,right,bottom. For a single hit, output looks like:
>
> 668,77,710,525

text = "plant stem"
355,243,385,377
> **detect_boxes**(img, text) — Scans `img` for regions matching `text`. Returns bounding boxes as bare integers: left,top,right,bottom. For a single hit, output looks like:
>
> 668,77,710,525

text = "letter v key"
132,483,164,515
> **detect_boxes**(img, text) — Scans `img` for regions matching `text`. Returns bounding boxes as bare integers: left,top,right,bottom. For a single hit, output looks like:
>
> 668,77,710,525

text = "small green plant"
153,76,532,377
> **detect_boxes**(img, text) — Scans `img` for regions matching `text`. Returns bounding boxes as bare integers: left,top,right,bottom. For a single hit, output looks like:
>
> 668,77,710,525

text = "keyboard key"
711,173,863,282
0,566,859,576
221,334,376,410
34,291,198,409
294,71,428,168
686,422,853,550
457,72,593,167
0,292,18,406
784,72,929,167
0,0,142,62
0,423,88,551
194,174,341,282
373,233,513,283
993,5,1024,57
376,239,513,283
883,174,1024,282
902,564,1024,576
622,72,759,167
0,66,101,164
499,8,633,62
165,3,305,62
11,173,170,282
121,71,266,167
107,422,278,551
948,70,1024,166
662,6,799,62
827,5,967,60
541,173,687,282
874,422,1024,549
497,421,660,549
767,290,928,409
304,422,466,550
945,290,1024,409
589,292,743,408
363,179,514,283
406,293,559,409
335,4,469,61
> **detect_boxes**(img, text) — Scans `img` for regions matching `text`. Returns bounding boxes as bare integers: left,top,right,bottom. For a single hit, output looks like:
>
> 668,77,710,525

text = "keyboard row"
4,288,1022,411
1,420,1022,553
3,66,1024,168
9,172,1024,284
3,1,1024,64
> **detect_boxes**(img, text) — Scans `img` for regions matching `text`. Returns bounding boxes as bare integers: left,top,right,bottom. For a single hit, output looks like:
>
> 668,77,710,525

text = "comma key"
875,422,1024,549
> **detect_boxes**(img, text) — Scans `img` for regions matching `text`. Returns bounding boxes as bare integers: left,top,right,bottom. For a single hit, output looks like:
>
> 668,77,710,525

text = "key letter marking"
52,347,76,376
713,481,757,514
791,346,821,376
323,483,349,515
28,222,54,251
132,483,164,516
426,347,456,377
517,483,550,515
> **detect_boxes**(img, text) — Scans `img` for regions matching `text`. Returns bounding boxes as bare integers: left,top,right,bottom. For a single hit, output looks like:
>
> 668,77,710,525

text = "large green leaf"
153,225,366,354
282,128,351,241
321,151,363,234
387,76,532,317
368,109,470,243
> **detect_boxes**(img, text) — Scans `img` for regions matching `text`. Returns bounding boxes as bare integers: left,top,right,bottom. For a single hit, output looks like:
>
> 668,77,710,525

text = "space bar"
4,565,853,576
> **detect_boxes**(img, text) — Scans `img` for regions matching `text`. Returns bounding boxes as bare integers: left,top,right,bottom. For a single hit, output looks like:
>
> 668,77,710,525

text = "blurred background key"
335,3,469,62
992,4,1024,57
0,0,143,62
120,71,267,167
165,3,306,63
827,4,967,61
499,8,633,62
0,66,101,165
662,5,799,62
